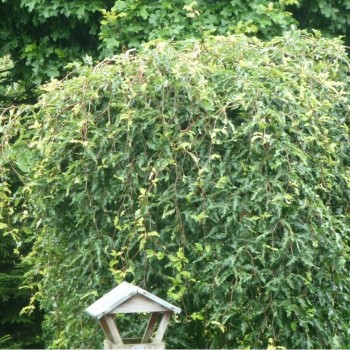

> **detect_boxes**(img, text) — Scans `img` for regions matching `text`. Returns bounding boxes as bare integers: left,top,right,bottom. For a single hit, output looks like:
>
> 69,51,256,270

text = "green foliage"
0,234,43,349
1,0,350,107
0,335,12,346
0,108,43,348
98,0,297,55
0,106,33,242
294,0,350,43
2,1,350,347
23,31,350,348
0,0,115,105
1,0,297,106
0,56,26,107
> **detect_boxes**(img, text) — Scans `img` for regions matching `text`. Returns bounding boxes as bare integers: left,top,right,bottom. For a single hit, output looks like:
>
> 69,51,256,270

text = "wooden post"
99,314,124,346
153,312,171,343
142,312,159,343
103,339,115,349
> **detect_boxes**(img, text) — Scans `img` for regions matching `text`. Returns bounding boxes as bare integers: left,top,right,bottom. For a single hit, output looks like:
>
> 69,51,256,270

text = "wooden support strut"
99,314,124,345
142,312,159,343
153,311,171,343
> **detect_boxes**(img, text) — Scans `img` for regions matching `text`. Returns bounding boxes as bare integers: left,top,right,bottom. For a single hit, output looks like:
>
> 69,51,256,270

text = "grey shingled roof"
85,282,181,319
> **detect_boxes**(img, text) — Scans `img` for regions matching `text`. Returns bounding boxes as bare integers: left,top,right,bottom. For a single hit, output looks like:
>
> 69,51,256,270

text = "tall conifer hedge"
25,31,350,348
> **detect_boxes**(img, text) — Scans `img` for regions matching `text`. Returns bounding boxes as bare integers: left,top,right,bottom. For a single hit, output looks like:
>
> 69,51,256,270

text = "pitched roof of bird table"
86,282,181,320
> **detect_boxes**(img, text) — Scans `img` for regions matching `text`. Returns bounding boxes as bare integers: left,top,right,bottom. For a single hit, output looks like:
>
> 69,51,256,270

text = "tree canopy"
20,31,350,348
98,0,297,56
0,0,114,105
294,0,350,40
1,0,350,106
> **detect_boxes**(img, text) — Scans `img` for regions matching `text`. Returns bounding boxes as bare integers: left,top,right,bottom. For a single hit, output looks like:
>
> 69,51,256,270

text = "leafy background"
1,0,350,106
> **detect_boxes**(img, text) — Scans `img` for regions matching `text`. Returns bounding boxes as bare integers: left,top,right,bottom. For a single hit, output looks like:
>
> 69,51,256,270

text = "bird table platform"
86,282,181,350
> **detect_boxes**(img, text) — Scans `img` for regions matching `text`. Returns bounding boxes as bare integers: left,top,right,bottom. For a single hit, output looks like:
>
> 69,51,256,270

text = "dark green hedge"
25,31,350,348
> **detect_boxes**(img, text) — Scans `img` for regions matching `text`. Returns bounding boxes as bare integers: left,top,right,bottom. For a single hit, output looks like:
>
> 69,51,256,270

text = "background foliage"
294,0,350,41
98,0,297,56
22,31,350,348
1,0,350,107
0,107,43,348
0,0,114,105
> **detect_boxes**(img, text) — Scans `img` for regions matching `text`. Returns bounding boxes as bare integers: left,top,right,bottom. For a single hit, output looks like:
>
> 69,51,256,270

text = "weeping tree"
23,31,350,348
